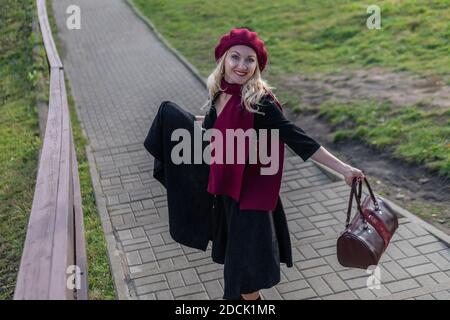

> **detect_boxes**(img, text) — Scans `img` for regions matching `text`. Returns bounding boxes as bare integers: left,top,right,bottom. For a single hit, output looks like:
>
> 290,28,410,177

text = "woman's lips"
234,70,247,77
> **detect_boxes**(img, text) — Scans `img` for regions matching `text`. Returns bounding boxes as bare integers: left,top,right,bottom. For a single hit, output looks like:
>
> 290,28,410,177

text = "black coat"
143,95,321,268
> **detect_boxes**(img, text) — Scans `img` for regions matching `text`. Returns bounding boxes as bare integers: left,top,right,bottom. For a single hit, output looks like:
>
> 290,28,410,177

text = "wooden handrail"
14,0,88,300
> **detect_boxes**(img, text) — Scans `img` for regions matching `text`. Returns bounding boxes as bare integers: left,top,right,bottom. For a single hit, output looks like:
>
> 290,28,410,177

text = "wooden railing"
14,0,88,300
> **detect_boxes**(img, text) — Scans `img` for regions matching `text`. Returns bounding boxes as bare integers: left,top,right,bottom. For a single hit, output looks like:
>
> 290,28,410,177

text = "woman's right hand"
342,165,366,187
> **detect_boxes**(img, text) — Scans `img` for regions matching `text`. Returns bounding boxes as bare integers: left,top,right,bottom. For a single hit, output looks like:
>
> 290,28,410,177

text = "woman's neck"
220,77,242,96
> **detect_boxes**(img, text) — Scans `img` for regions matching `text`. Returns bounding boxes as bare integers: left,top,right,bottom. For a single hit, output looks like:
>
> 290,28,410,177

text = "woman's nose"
237,60,248,70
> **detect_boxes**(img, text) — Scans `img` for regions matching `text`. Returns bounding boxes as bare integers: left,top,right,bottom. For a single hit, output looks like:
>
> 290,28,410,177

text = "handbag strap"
345,176,380,228
359,176,380,211
345,179,356,227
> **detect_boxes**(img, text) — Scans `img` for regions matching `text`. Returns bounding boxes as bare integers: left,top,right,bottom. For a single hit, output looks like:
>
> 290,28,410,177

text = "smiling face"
223,45,258,85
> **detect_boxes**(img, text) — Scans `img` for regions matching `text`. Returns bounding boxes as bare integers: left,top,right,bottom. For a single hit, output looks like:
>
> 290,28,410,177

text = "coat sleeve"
255,94,322,162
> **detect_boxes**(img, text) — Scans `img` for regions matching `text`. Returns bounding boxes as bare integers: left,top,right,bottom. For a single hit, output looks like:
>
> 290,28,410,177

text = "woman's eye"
232,55,239,59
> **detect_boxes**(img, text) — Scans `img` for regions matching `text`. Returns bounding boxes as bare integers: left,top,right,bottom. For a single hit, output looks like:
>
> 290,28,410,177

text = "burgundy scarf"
206,79,285,211
206,78,254,202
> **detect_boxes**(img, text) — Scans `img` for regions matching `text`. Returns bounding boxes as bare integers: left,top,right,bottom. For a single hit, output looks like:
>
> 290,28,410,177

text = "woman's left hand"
342,165,366,187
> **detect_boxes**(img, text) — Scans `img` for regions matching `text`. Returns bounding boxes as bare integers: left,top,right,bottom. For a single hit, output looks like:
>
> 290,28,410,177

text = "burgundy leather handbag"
337,177,399,269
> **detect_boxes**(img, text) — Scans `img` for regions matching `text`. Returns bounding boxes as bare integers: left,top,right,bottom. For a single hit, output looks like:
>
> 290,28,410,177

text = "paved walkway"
52,0,450,300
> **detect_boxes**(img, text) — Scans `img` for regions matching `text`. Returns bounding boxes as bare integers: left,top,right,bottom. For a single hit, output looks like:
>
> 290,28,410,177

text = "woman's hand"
342,165,366,187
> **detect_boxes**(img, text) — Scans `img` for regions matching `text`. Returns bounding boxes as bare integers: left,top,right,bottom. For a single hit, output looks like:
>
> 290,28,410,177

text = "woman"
144,27,365,301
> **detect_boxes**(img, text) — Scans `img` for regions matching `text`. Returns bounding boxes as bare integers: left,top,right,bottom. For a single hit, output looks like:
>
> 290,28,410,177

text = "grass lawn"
130,0,450,178
131,0,449,77
0,0,42,299
0,0,115,299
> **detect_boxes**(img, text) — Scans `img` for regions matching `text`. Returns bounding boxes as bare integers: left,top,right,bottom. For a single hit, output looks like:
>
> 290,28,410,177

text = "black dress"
211,194,282,299
143,94,321,300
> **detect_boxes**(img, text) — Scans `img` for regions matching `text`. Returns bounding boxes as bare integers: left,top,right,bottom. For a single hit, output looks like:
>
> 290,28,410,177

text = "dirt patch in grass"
275,67,450,111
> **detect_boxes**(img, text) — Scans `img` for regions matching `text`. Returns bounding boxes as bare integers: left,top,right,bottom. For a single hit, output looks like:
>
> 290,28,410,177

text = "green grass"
0,0,42,299
131,0,449,77
46,0,115,299
130,0,450,179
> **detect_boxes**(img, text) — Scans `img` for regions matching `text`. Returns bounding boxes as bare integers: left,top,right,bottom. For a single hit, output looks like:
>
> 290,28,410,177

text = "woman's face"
223,45,258,85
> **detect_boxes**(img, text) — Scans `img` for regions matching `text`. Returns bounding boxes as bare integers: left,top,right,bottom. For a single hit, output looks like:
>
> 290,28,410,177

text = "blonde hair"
201,49,277,115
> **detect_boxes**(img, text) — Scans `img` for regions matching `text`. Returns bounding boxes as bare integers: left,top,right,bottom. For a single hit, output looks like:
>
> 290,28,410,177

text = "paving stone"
296,257,327,270
133,274,166,287
416,242,448,255
322,291,357,300
155,290,174,300
425,252,450,271
384,243,407,260
124,241,150,252
323,273,349,293
282,288,317,300
415,275,439,287
131,227,146,238
176,291,209,300
397,255,430,268
404,223,429,237
277,279,309,294
406,263,440,277
172,284,205,298
117,230,133,241
431,290,450,300
380,261,410,280
346,277,370,290
395,240,421,257
139,293,156,300
136,281,169,295
199,270,223,282
294,229,322,239
409,235,439,247
307,276,333,296
324,255,348,272
302,266,334,278
316,246,336,256
281,266,304,281
338,269,368,280
354,287,377,300
297,244,320,259
309,213,334,223
181,269,201,285
370,286,392,298
126,251,142,266
415,294,435,300
429,271,450,284
204,280,223,300
439,248,450,262
385,279,421,293
166,271,185,289
377,264,396,283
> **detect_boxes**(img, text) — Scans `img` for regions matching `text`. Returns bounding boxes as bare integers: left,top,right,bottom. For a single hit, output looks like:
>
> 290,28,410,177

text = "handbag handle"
345,176,380,228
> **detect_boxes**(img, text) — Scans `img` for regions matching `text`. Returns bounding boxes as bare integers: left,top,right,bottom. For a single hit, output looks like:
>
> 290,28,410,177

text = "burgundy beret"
214,28,268,71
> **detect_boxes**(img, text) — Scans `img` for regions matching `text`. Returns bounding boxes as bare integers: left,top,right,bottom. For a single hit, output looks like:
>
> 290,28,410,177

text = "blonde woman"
144,27,365,301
